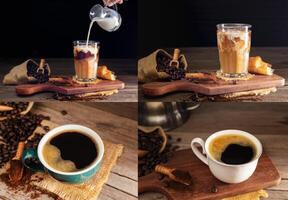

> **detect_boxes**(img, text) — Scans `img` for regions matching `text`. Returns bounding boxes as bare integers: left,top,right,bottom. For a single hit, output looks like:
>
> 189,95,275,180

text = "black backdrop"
0,0,137,58
138,0,288,57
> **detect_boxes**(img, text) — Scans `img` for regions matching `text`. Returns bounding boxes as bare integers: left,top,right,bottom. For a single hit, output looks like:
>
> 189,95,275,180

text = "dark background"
138,0,288,57
0,0,137,58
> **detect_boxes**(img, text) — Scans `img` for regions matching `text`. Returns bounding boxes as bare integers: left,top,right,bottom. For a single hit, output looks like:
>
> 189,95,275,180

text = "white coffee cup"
191,130,262,184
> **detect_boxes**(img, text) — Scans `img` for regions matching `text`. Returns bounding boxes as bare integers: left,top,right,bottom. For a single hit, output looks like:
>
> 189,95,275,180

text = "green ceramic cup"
22,124,104,184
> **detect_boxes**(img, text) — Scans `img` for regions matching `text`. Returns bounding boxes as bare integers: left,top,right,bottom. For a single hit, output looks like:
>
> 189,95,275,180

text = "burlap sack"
3,59,50,85
138,49,188,83
3,60,37,85
138,125,167,155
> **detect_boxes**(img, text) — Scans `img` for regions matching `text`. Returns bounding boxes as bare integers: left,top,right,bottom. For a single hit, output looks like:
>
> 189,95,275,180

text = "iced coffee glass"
73,40,100,82
217,24,251,78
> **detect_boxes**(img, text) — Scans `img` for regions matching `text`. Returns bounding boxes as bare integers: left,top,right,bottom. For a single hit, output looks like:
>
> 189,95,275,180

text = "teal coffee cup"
22,124,104,184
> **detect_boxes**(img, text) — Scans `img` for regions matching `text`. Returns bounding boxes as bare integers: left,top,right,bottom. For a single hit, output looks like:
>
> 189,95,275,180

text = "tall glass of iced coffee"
73,40,100,82
217,24,251,78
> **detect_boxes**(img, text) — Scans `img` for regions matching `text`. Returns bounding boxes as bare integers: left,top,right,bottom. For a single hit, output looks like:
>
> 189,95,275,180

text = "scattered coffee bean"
61,110,68,115
211,185,218,193
43,126,50,132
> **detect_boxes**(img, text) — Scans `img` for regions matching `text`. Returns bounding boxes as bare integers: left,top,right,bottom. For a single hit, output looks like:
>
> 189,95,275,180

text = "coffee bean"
0,102,29,117
0,107,49,167
211,185,218,193
43,126,50,132
61,110,68,115
138,130,180,177
156,52,186,80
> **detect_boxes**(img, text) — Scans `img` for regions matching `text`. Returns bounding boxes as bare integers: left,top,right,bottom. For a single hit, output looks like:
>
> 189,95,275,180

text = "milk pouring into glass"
73,4,122,82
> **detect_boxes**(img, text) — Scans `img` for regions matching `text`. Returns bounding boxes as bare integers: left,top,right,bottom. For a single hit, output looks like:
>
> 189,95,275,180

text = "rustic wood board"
142,74,285,96
139,149,281,200
15,79,125,96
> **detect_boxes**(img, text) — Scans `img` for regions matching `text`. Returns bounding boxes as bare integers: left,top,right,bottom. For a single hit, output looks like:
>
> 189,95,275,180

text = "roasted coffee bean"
138,132,180,177
0,102,29,117
0,112,48,167
211,185,218,193
138,130,163,152
156,52,186,81
43,126,50,132
61,110,68,115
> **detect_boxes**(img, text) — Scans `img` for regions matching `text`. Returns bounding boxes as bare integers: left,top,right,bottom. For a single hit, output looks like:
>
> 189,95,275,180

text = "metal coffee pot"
138,102,200,131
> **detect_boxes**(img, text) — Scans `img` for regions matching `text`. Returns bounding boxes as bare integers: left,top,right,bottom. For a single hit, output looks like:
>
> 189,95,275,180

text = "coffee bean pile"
138,129,163,152
27,60,50,83
0,102,29,117
0,114,49,168
138,131,181,177
156,52,186,80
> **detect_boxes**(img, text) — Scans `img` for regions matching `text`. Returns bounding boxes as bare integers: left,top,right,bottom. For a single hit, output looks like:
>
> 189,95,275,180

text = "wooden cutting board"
15,80,125,96
142,74,285,96
139,149,281,200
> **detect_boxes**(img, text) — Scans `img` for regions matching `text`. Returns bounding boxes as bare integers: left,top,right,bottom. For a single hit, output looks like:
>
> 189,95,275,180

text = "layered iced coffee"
73,41,100,82
217,24,251,78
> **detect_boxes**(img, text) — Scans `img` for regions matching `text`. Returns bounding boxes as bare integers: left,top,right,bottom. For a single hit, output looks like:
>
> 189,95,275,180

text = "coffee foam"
43,143,78,172
74,45,98,54
209,134,255,162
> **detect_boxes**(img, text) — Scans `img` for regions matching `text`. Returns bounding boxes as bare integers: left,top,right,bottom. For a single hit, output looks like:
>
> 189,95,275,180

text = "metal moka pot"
138,102,200,131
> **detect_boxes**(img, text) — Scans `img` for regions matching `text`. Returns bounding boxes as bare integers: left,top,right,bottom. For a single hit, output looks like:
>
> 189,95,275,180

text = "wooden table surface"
0,58,137,102
139,102,288,200
139,47,288,102
0,102,138,200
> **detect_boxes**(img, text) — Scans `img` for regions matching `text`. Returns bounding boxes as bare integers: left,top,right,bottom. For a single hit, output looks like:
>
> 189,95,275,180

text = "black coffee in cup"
209,134,255,165
43,131,98,172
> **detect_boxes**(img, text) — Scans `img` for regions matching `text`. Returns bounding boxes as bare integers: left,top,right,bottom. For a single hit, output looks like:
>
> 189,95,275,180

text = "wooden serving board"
139,149,281,200
142,74,285,96
15,80,125,96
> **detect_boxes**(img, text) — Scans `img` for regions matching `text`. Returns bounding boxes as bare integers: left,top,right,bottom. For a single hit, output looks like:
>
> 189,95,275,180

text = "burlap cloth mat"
30,141,123,200
216,71,255,81
223,190,268,200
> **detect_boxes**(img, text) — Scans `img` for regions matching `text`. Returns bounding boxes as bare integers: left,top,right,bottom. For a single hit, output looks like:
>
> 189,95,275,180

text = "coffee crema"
42,131,98,172
209,134,256,165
